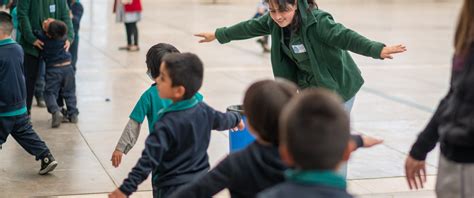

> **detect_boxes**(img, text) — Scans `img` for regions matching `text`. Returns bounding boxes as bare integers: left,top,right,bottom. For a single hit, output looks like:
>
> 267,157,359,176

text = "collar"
285,169,347,189
0,38,16,46
156,94,203,119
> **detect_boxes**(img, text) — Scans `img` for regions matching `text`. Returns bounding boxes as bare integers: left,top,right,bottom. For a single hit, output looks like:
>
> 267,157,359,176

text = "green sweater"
17,0,74,57
215,0,385,101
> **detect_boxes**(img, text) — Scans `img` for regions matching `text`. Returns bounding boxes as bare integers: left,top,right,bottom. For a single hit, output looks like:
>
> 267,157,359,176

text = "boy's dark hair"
0,11,13,35
162,53,203,100
243,79,298,145
264,0,318,33
280,88,349,170
146,43,180,79
47,20,68,40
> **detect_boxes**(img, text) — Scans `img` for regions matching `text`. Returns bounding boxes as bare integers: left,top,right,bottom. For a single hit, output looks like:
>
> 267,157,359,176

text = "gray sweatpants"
436,154,474,198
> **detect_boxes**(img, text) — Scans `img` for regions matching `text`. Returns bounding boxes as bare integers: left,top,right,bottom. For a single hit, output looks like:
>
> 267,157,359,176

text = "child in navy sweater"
109,53,244,198
34,18,78,128
0,11,58,175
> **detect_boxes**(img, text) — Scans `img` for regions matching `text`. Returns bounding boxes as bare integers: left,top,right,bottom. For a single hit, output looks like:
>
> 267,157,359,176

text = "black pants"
0,113,50,160
24,54,41,114
44,66,78,117
125,22,138,46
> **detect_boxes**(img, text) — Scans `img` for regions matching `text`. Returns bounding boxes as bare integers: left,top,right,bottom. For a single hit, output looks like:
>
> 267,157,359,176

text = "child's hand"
362,135,383,148
231,120,245,132
380,44,407,59
64,40,71,52
405,155,427,190
33,39,44,50
108,188,127,198
111,150,123,168
194,32,216,43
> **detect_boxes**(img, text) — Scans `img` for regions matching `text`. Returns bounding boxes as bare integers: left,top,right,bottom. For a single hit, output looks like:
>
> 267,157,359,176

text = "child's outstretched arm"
205,103,244,131
316,12,406,59
110,125,171,197
111,119,142,168
195,14,272,44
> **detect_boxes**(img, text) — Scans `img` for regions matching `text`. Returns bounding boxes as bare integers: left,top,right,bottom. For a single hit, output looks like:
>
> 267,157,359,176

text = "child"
0,11,58,175
169,80,382,198
34,18,78,128
405,0,474,196
110,43,202,168
195,0,406,110
258,88,357,198
108,53,245,198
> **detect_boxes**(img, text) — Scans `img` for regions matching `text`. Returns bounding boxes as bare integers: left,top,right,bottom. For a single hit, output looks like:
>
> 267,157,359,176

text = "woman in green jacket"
196,0,406,110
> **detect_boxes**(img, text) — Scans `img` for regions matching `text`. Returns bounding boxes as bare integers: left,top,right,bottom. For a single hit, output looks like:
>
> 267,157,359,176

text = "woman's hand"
194,32,216,43
380,44,407,59
405,155,427,190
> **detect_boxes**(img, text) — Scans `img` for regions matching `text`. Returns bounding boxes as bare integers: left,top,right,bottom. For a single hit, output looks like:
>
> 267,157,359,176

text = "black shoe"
52,111,63,128
69,114,78,123
36,97,46,108
39,153,58,175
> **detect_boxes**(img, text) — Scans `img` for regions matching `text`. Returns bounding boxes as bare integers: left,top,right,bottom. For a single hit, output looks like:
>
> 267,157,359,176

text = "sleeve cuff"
370,42,385,59
215,27,230,44
351,134,364,148
119,186,133,196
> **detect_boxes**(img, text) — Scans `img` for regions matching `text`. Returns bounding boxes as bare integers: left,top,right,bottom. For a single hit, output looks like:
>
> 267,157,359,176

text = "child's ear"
173,86,186,99
342,141,353,162
279,144,295,167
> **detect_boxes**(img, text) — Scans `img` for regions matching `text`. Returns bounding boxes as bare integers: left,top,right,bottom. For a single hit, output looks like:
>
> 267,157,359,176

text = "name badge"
291,44,306,54
49,5,56,13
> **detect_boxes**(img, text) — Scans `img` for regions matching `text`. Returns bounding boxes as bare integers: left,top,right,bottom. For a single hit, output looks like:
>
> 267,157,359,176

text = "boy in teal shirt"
111,43,202,167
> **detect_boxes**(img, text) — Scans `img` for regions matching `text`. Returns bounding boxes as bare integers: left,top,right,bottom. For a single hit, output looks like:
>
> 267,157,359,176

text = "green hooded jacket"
17,0,74,57
215,0,385,101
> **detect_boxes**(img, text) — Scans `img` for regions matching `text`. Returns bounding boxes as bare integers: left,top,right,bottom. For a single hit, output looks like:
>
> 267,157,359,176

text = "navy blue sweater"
0,39,26,113
119,102,241,196
34,30,71,67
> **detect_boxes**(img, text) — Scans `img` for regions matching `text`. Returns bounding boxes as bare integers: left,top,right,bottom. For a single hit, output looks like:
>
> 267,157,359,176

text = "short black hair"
0,11,13,35
146,43,180,79
162,53,203,100
47,20,68,40
280,88,350,170
243,79,298,145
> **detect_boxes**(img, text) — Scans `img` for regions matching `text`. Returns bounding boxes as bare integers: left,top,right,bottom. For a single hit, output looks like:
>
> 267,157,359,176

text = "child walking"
34,18,78,128
258,88,359,198
170,79,382,198
0,11,58,175
108,53,244,198
110,43,202,168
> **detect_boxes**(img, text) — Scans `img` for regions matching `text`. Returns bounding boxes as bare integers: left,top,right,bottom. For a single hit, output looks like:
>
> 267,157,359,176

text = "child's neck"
0,34,11,40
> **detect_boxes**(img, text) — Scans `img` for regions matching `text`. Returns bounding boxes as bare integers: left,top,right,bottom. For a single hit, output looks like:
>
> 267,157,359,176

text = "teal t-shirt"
129,84,172,133
129,84,204,133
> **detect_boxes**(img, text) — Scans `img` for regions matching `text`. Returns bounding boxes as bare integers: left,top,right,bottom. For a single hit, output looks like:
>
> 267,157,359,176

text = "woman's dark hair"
454,0,474,56
48,20,68,40
243,79,298,145
146,43,180,79
264,0,318,32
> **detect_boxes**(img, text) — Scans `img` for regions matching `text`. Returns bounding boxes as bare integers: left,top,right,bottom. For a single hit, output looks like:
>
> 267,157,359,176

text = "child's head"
454,0,474,56
157,53,203,101
43,19,68,40
243,79,298,145
0,11,13,37
146,43,180,80
264,0,317,28
279,88,351,171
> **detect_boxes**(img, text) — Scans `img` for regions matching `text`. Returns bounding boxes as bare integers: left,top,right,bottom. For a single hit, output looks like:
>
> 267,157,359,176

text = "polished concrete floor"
0,0,463,197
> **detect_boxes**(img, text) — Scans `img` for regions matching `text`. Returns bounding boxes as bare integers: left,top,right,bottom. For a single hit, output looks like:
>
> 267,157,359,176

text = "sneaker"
36,97,46,108
51,111,63,128
60,108,69,123
69,114,78,123
39,153,58,175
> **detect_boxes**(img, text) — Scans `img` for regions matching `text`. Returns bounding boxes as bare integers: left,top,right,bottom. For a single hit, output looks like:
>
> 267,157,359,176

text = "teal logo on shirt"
292,44,307,54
